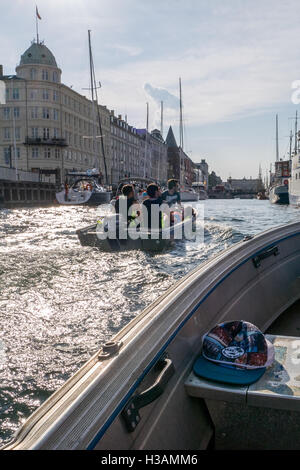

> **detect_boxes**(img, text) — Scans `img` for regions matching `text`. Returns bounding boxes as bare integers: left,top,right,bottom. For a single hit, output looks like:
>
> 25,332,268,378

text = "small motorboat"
56,170,112,206
4,221,300,450
76,206,196,252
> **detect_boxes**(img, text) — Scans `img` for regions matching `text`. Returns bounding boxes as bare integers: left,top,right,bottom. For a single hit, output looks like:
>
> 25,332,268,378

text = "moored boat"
269,115,290,205
269,182,289,204
55,171,112,205
180,187,199,202
4,221,300,450
288,140,300,206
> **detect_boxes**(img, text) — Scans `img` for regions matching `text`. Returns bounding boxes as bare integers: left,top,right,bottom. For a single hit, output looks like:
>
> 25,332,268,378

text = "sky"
1,0,300,180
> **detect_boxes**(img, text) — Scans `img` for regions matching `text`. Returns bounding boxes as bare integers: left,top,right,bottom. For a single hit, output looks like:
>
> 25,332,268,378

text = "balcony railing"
24,137,68,147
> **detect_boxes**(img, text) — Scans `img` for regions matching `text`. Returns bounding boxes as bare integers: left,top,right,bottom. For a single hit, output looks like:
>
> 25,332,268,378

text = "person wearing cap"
115,184,139,225
161,179,181,207
142,183,163,230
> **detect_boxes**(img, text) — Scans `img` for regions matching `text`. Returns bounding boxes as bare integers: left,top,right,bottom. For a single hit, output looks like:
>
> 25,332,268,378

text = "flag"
36,6,42,20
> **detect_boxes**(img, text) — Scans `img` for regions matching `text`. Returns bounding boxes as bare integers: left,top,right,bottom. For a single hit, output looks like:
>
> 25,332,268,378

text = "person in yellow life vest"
115,184,140,226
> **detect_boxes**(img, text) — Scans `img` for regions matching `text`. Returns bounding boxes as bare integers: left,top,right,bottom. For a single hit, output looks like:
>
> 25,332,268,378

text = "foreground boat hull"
5,222,300,450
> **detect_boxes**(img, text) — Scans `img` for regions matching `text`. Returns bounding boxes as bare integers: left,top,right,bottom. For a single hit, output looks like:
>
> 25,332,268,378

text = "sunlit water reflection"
0,199,299,445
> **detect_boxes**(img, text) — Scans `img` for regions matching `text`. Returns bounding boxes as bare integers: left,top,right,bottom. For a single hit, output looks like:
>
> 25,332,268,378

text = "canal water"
0,199,299,445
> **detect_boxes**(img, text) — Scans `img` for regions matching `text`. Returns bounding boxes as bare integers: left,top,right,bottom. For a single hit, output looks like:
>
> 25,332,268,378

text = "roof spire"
166,126,178,148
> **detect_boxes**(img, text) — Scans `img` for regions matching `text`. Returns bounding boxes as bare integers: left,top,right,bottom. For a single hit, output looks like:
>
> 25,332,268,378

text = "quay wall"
0,180,57,208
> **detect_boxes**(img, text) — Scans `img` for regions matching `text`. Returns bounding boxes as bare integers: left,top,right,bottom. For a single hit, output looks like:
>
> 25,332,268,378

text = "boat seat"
185,335,300,411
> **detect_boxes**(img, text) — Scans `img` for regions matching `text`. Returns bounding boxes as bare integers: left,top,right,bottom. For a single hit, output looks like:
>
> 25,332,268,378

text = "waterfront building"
109,111,141,184
194,159,209,188
228,177,264,193
0,40,111,184
135,128,168,184
165,126,195,186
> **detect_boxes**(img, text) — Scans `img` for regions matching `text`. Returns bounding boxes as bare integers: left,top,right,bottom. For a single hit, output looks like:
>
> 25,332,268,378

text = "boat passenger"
142,184,163,230
161,179,181,207
115,184,139,224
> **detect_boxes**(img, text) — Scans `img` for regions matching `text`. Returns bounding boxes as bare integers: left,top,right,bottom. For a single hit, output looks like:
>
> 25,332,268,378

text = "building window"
53,128,59,138
42,108,50,119
12,88,19,99
42,89,49,100
5,88,9,100
4,128,10,140
4,147,10,165
13,107,20,119
53,109,59,120
31,107,38,119
53,90,59,101
32,148,39,158
42,70,49,80
30,68,37,80
53,71,58,82
3,107,10,119
44,147,51,158
29,89,38,100
43,128,50,139
15,147,20,158
31,127,38,138
55,148,60,159
14,127,20,140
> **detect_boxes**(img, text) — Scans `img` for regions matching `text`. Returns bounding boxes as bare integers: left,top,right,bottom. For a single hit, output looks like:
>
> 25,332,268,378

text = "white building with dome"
0,39,111,184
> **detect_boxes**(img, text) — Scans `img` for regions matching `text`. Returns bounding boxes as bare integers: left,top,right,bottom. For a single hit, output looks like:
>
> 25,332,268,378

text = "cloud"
113,44,142,57
144,83,179,110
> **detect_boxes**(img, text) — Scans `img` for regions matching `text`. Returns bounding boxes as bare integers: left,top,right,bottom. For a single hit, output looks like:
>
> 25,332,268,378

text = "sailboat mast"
290,129,293,158
160,101,163,137
276,114,279,162
294,110,298,155
143,103,149,178
88,31,96,166
179,77,183,186
88,30,109,185
179,78,183,149
158,101,163,182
